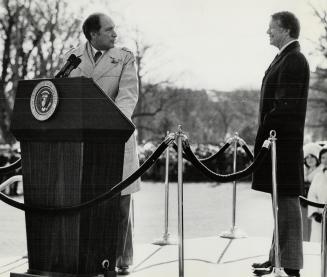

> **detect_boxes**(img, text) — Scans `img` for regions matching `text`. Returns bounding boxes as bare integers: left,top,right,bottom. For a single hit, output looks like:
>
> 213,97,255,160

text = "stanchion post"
321,205,327,277
153,131,177,245
232,134,237,228
219,133,247,239
177,125,185,277
270,130,288,277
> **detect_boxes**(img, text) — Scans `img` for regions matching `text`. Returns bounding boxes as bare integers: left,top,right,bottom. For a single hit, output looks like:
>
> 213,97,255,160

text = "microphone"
61,57,81,77
55,54,81,78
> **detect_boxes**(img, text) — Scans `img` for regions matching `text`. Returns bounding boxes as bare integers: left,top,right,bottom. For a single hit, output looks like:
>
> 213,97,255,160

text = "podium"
10,77,135,277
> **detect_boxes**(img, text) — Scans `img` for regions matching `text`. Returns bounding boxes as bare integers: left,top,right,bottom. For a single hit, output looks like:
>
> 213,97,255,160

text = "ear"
90,31,97,40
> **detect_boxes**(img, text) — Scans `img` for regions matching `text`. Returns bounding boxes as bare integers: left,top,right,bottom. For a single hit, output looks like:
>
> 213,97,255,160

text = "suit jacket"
67,42,140,195
252,41,310,195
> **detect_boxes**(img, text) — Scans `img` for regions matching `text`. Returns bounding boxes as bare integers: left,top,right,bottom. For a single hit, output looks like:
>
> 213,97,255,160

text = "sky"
71,0,326,91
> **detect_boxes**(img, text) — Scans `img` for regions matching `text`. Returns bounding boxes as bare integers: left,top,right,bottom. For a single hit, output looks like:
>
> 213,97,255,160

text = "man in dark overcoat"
251,11,310,277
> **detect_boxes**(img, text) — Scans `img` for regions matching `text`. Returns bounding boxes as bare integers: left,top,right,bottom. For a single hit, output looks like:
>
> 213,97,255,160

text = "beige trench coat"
66,42,140,195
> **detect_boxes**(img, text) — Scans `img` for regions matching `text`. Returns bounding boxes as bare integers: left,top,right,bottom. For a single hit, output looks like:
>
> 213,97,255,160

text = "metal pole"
321,205,327,277
270,130,287,277
164,145,170,238
153,134,176,245
220,133,247,239
231,133,238,229
177,125,184,277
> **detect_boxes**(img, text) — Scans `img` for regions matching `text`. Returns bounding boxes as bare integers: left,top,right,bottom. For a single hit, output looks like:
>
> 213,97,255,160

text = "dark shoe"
117,266,130,275
284,268,300,277
253,268,273,276
252,260,271,269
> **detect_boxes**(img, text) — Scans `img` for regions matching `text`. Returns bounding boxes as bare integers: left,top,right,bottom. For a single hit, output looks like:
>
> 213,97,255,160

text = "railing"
0,126,301,277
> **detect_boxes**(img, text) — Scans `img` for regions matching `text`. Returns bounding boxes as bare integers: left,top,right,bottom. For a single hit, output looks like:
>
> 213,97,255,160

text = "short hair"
319,148,327,162
271,11,300,39
82,13,106,41
304,154,319,168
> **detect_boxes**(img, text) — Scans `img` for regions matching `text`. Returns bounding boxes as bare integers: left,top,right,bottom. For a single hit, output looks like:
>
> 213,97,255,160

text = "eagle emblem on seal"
30,80,58,121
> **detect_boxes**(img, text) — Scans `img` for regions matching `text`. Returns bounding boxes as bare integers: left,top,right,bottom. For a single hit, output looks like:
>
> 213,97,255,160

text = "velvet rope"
0,158,22,174
182,139,271,183
299,196,326,209
172,140,231,163
0,136,173,214
241,144,254,161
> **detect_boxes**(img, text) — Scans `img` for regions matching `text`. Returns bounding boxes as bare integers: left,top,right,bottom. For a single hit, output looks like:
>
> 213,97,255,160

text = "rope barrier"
182,139,271,183
172,134,254,166
299,196,325,209
0,158,22,174
0,135,174,214
237,138,254,161
172,140,231,164
0,175,22,192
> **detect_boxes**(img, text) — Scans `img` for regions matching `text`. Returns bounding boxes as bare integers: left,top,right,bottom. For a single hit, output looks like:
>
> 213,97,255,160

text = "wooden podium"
10,77,135,277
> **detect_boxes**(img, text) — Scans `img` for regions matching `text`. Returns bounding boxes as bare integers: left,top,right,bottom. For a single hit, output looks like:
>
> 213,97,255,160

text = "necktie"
93,51,102,63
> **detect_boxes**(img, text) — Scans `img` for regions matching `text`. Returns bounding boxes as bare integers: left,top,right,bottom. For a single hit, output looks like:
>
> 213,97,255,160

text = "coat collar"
91,44,124,80
270,41,300,68
73,42,124,79
264,41,300,77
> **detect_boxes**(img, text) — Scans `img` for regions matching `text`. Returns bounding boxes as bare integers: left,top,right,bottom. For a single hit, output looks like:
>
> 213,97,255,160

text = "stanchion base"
262,267,288,277
152,233,178,245
219,226,247,239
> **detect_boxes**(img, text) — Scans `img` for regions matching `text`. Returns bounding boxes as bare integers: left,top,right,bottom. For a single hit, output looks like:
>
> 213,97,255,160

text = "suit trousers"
269,195,303,269
116,195,134,267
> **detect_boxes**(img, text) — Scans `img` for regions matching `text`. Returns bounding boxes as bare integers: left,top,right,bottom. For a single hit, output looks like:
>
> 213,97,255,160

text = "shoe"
117,266,130,275
284,268,300,277
252,260,271,269
252,261,272,276
253,268,273,276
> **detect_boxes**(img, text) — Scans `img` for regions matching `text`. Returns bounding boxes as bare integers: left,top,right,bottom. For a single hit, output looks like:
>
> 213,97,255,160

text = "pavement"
1,182,318,276
0,236,321,277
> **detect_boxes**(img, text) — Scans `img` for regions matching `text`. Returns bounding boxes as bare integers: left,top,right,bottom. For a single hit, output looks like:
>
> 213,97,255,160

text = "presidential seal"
30,81,58,121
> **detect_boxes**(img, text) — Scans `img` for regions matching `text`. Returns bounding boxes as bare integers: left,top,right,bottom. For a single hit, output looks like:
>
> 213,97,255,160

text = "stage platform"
0,236,321,277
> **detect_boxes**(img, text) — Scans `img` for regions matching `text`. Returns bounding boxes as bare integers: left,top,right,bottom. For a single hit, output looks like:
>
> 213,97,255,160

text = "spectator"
302,142,322,241
307,148,327,242
303,142,322,195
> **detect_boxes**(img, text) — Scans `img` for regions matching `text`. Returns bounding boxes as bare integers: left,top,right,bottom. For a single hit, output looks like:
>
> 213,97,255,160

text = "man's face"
91,15,117,50
266,19,289,49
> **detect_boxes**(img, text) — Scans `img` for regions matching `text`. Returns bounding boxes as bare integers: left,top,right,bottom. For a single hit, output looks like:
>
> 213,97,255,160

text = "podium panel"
10,78,134,276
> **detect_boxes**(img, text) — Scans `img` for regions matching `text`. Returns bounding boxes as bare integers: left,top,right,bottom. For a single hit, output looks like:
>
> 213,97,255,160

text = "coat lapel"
72,43,94,77
263,41,300,78
92,47,123,81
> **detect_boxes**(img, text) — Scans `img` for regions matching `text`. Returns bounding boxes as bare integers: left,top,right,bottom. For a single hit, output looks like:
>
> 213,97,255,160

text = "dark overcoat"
252,41,310,196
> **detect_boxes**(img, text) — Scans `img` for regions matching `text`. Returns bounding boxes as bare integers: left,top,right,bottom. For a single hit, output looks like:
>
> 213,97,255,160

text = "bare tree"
126,29,177,143
0,0,83,143
305,3,327,139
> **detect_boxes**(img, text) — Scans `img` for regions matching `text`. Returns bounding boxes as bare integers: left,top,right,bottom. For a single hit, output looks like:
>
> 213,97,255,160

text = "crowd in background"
303,142,327,242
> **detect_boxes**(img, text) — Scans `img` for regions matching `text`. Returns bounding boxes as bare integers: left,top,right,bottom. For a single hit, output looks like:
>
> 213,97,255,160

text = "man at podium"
60,13,141,275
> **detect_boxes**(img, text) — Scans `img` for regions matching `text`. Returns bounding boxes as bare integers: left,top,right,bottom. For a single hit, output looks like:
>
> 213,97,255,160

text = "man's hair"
272,11,300,39
82,13,106,41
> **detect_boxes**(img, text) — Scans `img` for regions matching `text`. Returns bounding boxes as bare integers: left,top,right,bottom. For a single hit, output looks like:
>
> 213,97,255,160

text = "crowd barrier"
1,126,324,277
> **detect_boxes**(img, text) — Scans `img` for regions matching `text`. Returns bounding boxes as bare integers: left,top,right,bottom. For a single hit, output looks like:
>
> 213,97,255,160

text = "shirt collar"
90,43,103,56
278,39,298,55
